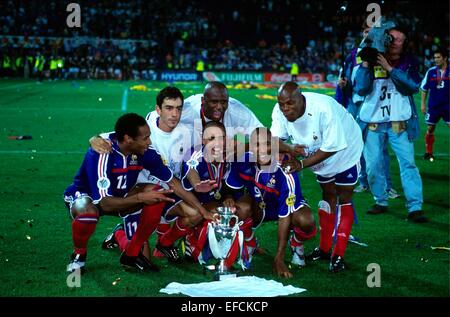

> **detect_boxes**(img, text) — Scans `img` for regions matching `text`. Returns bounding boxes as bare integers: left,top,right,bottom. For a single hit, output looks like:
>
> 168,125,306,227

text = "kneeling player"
64,113,175,273
225,127,316,278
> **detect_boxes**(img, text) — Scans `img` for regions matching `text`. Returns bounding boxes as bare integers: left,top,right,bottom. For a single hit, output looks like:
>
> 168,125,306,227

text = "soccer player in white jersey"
271,82,364,273
179,81,263,154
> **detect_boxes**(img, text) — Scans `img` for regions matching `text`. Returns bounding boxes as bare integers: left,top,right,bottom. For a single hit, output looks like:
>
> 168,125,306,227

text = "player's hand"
222,197,236,208
290,144,307,158
90,136,112,154
338,77,348,88
137,190,175,205
421,104,426,115
377,54,393,72
273,257,293,278
194,180,218,193
222,198,237,214
282,158,302,174
202,210,219,222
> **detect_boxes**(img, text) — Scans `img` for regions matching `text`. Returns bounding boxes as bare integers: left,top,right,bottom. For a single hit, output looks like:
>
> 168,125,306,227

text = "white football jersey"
271,92,363,177
179,94,263,147
136,111,191,183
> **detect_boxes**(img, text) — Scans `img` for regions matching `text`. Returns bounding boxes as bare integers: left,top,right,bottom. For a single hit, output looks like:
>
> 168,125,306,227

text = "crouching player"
64,113,175,273
225,127,316,278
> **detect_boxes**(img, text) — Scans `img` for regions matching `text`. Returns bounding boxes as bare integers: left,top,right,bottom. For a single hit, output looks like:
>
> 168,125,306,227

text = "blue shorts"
162,193,183,222
316,164,359,186
426,106,450,125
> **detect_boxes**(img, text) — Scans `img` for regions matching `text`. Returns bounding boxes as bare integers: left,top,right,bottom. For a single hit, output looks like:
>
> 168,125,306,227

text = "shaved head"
278,81,302,99
204,81,227,95
202,81,229,122
277,81,305,122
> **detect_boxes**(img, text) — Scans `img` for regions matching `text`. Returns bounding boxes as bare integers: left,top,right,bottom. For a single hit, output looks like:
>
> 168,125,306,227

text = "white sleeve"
319,108,347,153
270,104,289,140
420,69,430,92
227,98,263,136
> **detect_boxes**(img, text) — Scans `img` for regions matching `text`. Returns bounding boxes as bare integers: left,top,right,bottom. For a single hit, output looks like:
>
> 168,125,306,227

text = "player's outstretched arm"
168,177,217,221
99,189,175,214
273,216,293,278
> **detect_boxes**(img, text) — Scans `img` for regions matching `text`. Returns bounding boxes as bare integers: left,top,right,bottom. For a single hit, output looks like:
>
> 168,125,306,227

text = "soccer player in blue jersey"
64,113,211,273
420,47,449,161
225,127,316,278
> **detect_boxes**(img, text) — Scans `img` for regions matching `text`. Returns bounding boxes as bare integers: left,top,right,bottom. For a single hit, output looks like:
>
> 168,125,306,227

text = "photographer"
336,21,399,198
354,24,427,223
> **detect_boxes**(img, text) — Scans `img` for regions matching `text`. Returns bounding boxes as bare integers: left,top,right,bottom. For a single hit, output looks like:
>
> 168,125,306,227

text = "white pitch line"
0,82,36,90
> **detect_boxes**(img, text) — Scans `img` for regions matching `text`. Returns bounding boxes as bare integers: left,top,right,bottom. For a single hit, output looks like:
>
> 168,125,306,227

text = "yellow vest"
196,60,205,72
290,63,299,75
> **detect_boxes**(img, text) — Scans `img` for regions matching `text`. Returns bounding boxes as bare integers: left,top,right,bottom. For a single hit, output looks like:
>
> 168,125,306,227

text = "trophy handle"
230,215,239,230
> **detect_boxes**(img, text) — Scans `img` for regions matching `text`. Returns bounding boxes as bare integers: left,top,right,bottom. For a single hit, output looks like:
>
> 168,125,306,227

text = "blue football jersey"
421,65,450,109
181,146,231,204
226,152,306,220
64,139,173,204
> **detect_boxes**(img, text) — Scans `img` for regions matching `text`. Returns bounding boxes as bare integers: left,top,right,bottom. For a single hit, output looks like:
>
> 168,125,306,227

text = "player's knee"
293,206,315,231
338,191,354,205
187,211,203,227
140,184,159,192
71,196,98,218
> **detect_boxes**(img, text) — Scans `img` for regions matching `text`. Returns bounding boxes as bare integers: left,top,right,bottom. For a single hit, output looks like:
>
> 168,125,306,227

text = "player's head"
277,81,305,122
250,127,274,166
433,47,449,67
202,81,229,122
156,86,184,131
115,113,150,155
202,121,226,162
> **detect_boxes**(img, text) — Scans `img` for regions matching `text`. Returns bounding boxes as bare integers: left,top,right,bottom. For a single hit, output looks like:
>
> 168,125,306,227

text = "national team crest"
97,177,110,190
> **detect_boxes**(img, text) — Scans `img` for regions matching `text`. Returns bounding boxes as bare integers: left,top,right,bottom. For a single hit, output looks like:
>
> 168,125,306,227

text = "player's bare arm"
99,189,175,213
89,134,112,154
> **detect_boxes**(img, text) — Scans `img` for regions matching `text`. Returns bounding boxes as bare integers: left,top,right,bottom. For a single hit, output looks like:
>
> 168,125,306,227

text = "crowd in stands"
0,0,448,80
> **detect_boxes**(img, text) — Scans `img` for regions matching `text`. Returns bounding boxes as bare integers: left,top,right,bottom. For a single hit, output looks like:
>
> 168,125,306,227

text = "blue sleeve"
225,162,245,190
354,65,374,96
143,149,173,183
181,160,194,191
278,172,306,218
390,57,422,96
85,149,113,203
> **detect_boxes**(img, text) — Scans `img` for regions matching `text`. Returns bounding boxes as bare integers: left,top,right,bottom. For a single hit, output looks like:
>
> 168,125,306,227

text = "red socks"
114,228,128,251
125,202,165,257
333,204,354,258
72,213,98,255
159,217,193,247
425,132,435,154
156,221,171,242
318,209,335,253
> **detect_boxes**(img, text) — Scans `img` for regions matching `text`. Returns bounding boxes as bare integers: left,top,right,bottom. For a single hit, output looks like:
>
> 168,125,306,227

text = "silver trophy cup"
208,206,239,280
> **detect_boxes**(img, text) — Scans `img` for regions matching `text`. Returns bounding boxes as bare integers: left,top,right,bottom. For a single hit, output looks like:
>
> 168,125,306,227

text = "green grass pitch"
0,79,448,297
